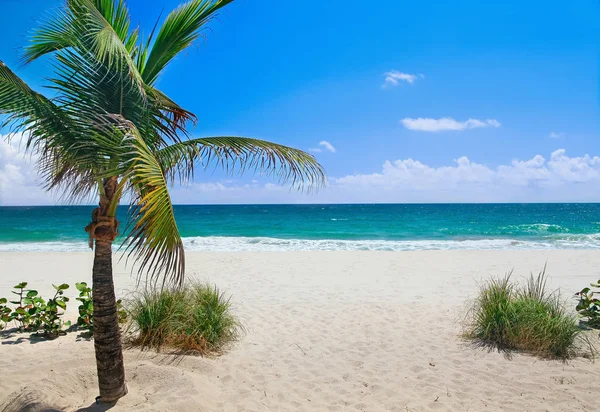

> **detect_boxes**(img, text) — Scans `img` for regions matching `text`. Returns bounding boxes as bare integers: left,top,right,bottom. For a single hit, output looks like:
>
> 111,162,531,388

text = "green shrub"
126,283,242,354
36,283,71,338
1,282,71,337
575,280,600,328
8,282,45,331
76,282,94,329
467,268,585,359
0,281,131,338
468,274,515,348
0,298,11,330
510,296,581,358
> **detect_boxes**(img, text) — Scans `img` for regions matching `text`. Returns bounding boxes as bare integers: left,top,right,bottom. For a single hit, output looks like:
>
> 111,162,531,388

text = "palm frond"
156,136,326,189
72,0,145,93
22,7,75,63
117,121,185,285
91,0,134,46
145,86,197,141
135,11,163,74
140,0,234,85
0,61,64,134
0,61,133,201
23,0,145,97
0,61,99,197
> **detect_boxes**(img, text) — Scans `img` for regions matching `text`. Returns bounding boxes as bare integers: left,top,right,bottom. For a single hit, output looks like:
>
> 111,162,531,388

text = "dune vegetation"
466,268,592,359
125,283,242,355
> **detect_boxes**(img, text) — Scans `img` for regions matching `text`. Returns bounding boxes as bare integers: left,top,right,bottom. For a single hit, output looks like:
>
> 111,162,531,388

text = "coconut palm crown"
0,0,325,402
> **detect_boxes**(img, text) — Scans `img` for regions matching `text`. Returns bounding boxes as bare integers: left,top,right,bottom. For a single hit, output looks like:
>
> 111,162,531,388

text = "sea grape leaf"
75,282,89,292
53,284,69,291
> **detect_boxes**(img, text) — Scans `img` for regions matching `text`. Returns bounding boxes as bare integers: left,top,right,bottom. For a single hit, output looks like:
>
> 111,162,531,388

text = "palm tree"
0,0,325,402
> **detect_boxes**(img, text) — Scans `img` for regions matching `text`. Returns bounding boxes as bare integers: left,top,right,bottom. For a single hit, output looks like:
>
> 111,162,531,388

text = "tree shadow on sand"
73,401,116,412
463,338,515,360
0,324,93,346
0,328,49,346
0,392,117,412
0,392,63,412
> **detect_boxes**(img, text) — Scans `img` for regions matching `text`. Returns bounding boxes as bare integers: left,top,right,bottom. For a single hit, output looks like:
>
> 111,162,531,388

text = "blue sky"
0,0,599,204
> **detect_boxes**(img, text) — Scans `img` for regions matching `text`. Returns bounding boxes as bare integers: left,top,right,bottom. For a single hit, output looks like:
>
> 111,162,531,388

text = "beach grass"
126,283,242,355
467,268,586,359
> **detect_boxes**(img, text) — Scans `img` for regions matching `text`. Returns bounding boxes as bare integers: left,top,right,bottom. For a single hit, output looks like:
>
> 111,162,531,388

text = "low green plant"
187,285,239,349
2,282,71,336
126,283,242,354
8,282,45,331
0,298,11,330
9,282,30,330
511,295,581,359
466,268,585,359
468,273,515,348
36,284,71,338
76,282,93,329
575,280,600,328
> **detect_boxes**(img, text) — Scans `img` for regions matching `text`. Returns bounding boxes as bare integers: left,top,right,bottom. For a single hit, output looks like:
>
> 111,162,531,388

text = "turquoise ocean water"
1,204,600,251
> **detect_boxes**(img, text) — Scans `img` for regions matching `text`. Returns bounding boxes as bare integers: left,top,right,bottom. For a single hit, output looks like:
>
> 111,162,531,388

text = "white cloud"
167,149,600,204
382,70,420,88
319,141,336,153
3,132,599,205
310,141,336,154
401,117,501,132
548,131,565,139
329,149,600,202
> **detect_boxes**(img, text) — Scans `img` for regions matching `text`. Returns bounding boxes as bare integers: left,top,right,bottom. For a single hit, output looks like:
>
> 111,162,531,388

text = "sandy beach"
0,250,599,411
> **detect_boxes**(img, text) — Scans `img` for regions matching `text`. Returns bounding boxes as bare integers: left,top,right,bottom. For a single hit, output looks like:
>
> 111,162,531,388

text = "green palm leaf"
0,61,101,198
118,122,185,285
92,0,135,46
24,0,145,96
21,8,74,63
140,0,233,85
157,136,326,189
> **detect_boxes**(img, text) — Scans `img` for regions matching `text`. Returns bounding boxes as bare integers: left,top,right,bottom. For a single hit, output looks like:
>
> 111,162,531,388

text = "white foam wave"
502,223,569,233
0,241,90,252
180,236,600,252
1,235,599,252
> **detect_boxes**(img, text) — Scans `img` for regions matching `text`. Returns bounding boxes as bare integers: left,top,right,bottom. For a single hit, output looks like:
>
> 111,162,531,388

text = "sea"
1,203,600,252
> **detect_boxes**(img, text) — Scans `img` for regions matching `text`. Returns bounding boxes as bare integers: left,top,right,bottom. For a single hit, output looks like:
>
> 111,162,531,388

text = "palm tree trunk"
88,177,127,402
92,238,128,402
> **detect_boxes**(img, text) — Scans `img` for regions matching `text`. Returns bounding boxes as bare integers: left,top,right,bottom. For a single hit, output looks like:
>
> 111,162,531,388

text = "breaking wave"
2,234,600,252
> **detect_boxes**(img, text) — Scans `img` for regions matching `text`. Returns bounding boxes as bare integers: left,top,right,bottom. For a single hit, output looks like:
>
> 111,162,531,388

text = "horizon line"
2,201,600,207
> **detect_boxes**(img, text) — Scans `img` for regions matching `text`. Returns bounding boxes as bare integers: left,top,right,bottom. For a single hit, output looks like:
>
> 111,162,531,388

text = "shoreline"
1,239,600,252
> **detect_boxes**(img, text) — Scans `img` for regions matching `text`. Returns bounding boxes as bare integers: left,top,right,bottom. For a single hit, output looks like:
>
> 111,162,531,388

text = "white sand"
0,250,599,411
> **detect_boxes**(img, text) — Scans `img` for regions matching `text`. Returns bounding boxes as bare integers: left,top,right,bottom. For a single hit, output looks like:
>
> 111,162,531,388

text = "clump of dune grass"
125,283,242,355
468,273,516,349
466,267,588,359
